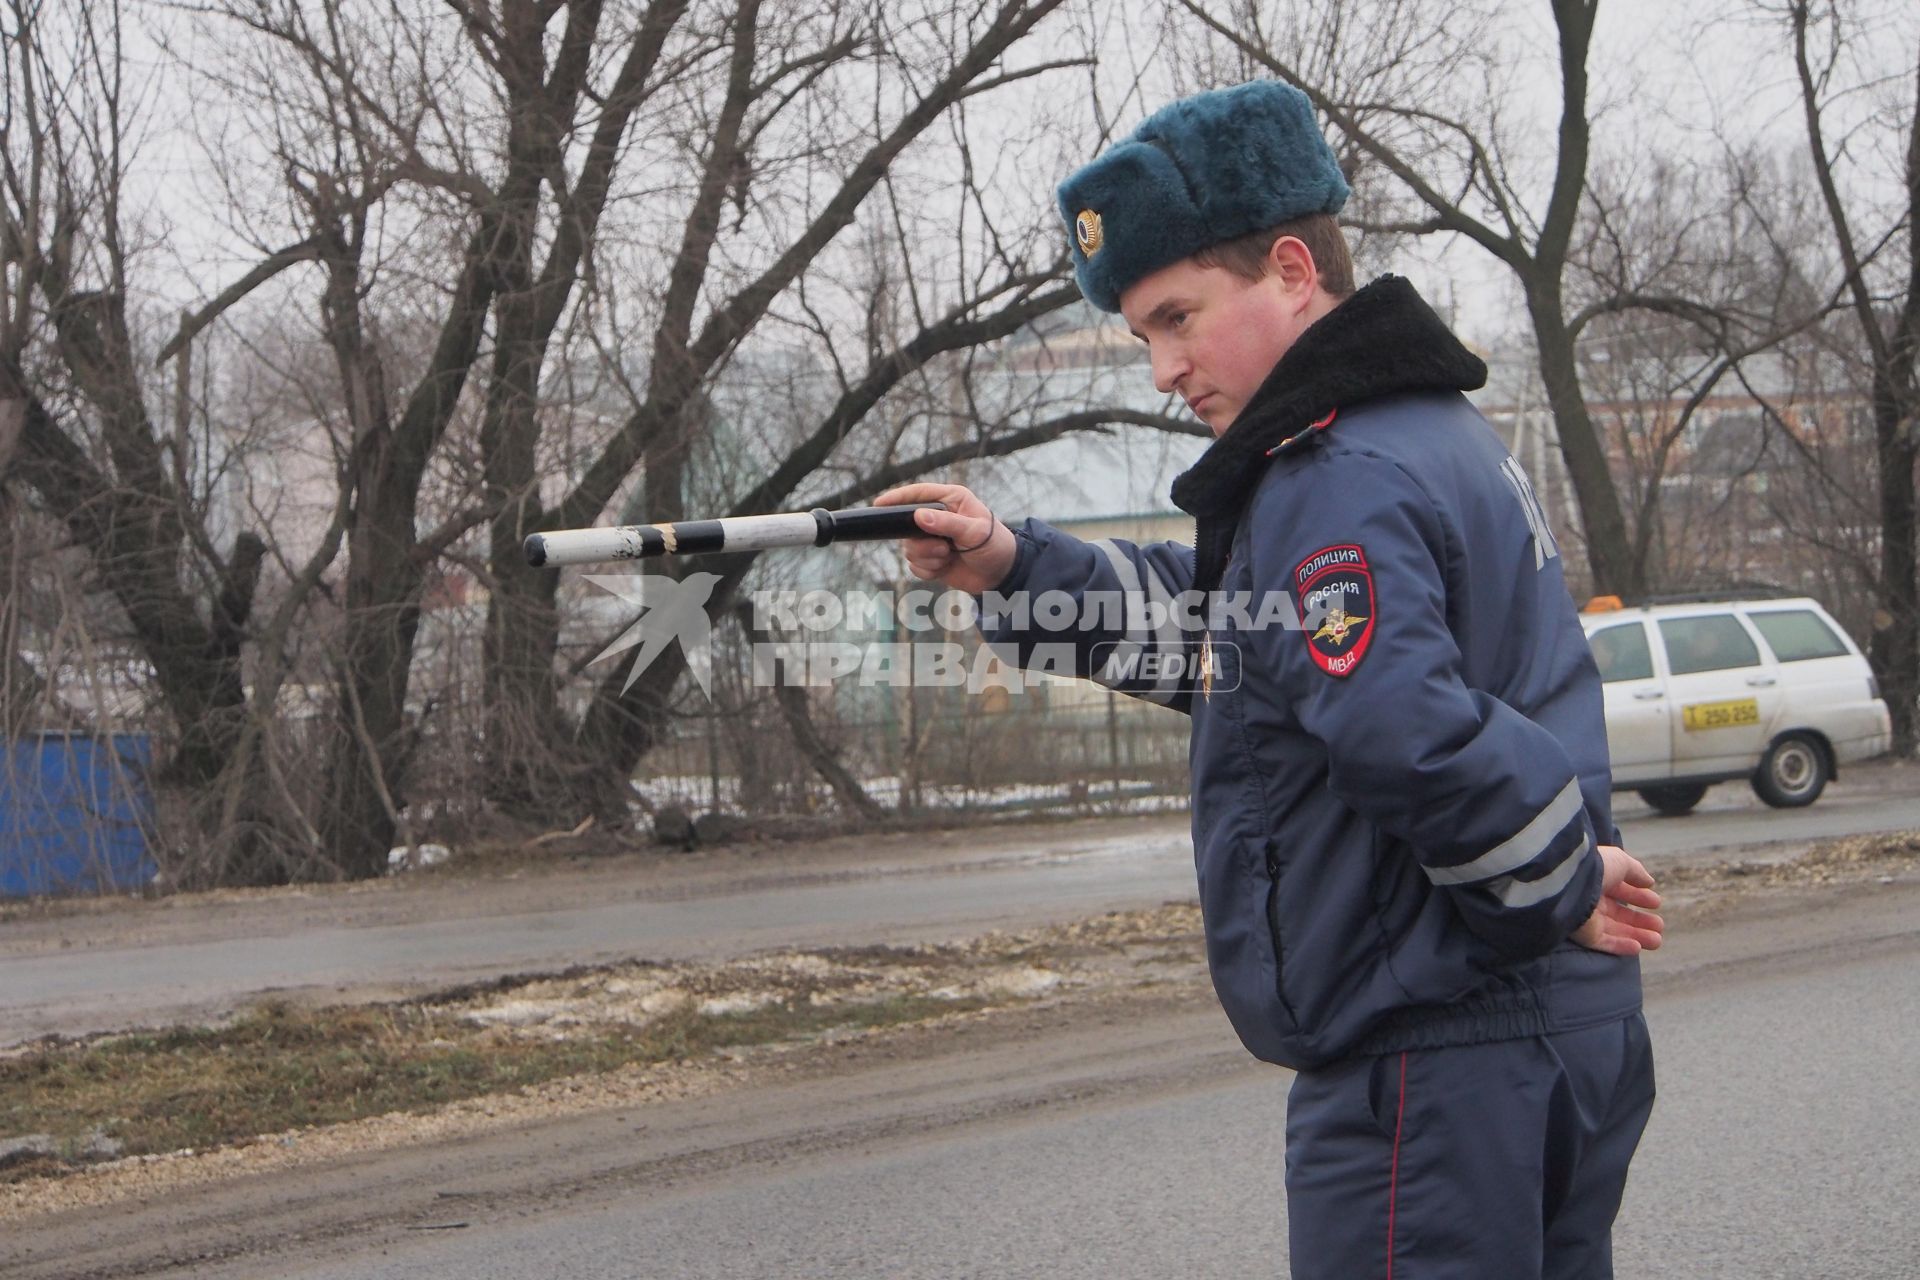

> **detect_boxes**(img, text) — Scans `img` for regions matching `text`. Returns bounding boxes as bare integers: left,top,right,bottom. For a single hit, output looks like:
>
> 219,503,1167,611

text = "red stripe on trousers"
1387,1051,1408,1280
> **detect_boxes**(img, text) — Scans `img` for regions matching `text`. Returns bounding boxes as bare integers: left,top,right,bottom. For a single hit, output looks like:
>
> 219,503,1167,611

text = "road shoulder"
5,866,1917,1280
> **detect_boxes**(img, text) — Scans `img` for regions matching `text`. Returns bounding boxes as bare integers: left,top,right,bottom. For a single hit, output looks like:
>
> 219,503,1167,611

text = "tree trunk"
1525,280,1639,597
479,273,571,820
0,499,58,735
735,600,883,819
318,472,428,879
4,364,256,782
772,680,886,820
570,547,760,825
484,533,573,816
572,630,687,825
1869,376,1918,754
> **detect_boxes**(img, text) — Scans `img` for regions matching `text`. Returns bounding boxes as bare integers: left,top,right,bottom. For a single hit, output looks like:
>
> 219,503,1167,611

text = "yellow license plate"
1682,698,1760,731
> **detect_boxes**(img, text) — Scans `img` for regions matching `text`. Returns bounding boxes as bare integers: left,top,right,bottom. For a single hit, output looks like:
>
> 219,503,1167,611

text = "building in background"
1474,336,1879,639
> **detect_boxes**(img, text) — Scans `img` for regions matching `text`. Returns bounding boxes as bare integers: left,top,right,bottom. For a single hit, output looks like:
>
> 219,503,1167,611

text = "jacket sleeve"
1240,452,1602,961
977,518,1201,714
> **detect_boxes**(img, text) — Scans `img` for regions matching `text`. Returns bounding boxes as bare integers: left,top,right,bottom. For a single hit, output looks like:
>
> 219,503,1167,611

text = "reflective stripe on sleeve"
1090,539,1184,704
1488,832,1592,908
1423,778,1584,888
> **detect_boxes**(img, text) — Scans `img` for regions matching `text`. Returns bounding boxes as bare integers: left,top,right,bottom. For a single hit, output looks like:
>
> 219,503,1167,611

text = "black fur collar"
1169,274,1486,594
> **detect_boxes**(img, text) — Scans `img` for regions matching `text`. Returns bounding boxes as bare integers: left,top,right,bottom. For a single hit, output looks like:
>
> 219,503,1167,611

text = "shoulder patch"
1294,544,1375,678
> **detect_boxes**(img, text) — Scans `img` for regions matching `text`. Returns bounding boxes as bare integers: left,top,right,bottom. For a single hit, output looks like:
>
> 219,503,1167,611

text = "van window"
1749,610,1849,662
1660,614,1761,675
1589,622,1654,682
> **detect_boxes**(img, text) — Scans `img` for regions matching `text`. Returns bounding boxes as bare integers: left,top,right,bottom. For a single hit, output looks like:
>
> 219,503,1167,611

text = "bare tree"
1170,0,1656,593
170,0,514,876
508,2,1030,823
470,0,1194,826
1567,144,1859,590
1,3,267,803
150,0,1191,874
1772,0,1917,750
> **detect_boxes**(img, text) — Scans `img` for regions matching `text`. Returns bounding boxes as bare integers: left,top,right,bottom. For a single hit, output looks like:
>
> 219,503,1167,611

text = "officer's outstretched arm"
880,485,1201,712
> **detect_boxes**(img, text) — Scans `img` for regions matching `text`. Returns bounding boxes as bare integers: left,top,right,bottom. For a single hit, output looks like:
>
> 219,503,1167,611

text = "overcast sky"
90,0,1916,357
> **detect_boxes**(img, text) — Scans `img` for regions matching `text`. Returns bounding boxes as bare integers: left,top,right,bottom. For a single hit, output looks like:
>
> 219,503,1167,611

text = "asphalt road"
3,764,1918,1045
1612,765,1920,858
199,890,1920,1279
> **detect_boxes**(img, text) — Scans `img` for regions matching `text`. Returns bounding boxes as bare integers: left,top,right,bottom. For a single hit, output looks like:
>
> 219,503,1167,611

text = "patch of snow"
979,966,1060,998
933,966,1060,1001
387,843,452,872
464,999,563,1028
638,990,692,1017
696,992,779,1017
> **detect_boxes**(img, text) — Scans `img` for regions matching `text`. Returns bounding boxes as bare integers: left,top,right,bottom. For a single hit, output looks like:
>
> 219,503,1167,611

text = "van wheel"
1752,733,1828,808
1636,783,1707,816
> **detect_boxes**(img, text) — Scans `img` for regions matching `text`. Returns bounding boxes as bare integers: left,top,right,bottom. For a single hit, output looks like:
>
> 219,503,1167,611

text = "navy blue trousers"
1284,1013,1655,1280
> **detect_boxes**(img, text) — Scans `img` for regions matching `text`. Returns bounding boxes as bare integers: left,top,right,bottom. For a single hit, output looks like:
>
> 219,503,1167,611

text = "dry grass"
1655,830,1920,891
0,905,1200,1184
0,976,996,1183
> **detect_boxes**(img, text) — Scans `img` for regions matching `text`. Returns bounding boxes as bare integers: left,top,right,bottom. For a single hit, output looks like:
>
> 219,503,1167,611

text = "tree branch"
1174,0,1527,270
724,278,1083,524
156,235,324,366
820,408,1205,508
557,0,1071,533
1790,0,1889,368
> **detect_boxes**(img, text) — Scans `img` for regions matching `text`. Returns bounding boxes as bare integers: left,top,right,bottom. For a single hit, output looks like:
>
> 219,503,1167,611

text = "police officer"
880,79,1664,1279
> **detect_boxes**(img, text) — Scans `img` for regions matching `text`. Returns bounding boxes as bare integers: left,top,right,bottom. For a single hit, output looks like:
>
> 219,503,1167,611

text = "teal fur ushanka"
1056,80,1350,313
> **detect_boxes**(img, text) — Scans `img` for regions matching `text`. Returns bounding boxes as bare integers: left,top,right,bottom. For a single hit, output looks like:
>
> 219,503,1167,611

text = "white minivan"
1580,596,1892,814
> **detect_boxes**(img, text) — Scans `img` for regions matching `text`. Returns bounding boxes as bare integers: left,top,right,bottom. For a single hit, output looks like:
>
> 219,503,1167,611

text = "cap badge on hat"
1074,209,1104,257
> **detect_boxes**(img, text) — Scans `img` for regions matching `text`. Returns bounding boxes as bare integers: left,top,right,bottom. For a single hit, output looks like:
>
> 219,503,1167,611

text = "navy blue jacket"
981,278,1641,1070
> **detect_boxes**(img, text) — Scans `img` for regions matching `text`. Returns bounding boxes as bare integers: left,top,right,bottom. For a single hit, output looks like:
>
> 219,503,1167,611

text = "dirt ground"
3,828,1918,1272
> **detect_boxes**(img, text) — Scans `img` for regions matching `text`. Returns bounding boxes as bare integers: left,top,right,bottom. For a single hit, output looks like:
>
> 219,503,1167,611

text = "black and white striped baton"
523,502,948,568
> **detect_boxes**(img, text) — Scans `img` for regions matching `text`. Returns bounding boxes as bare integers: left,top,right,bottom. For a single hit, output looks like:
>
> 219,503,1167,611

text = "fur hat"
1057,81,1350,313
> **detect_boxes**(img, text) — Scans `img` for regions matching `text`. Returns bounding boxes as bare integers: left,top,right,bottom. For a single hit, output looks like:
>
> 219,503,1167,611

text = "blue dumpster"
0,733,156,896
